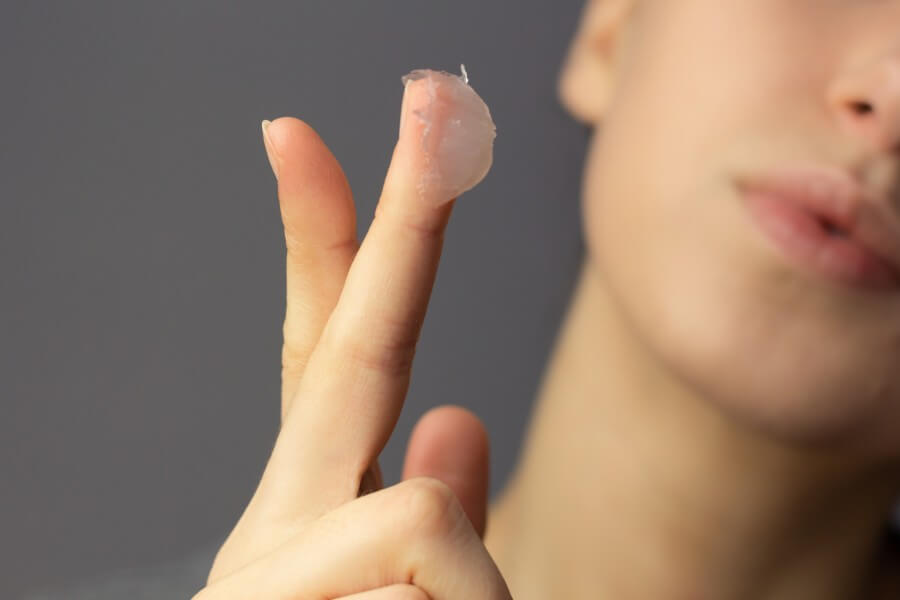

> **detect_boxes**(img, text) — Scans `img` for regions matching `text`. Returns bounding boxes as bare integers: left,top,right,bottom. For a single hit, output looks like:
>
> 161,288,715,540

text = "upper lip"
737,163,900,279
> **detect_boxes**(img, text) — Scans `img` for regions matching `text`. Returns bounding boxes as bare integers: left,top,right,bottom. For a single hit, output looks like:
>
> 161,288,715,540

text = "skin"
196,0,900,598
487,0,900,598
196,75,507,600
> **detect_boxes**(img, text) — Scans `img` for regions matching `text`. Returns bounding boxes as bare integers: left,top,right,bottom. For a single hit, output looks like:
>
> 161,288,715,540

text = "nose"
827,45,900,155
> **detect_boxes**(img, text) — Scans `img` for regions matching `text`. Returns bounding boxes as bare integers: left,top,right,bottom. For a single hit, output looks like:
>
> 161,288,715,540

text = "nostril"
850,100,875,116
820,217,849,237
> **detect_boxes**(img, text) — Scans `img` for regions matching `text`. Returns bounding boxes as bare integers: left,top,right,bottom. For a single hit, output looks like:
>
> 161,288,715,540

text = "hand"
193,71,508,599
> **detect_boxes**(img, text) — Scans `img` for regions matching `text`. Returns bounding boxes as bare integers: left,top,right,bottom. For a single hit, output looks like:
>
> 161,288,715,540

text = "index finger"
255,67,496,520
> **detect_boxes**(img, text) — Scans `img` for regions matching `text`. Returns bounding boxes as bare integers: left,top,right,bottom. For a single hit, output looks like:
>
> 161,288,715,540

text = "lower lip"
741,189,900,291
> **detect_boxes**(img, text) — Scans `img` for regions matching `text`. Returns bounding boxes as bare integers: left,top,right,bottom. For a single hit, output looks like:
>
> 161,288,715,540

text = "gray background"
1,1,588,597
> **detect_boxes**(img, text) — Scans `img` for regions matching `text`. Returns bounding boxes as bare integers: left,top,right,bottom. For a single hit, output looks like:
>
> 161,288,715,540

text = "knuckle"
281,341,312,375
375,201,447,244
284,226,356,264
397,213,446,244
337,327,420,378
282,226,311,256
322,234,359,255
397,476,465,540
282,225,302,251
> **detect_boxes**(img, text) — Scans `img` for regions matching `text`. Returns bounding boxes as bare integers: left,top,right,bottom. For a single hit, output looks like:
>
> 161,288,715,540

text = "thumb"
402,405,491,539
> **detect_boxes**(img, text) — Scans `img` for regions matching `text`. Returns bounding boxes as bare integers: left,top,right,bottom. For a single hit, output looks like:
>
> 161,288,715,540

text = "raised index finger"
255,67,496,519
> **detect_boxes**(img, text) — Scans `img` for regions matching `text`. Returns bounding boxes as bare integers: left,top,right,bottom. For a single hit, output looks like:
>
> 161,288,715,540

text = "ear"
557,0,638,126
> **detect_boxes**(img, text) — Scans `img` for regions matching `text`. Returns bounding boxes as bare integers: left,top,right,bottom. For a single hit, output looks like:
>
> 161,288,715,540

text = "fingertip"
265,116,354,227
418,405,490,445
403,404,491,537
263,116,321,155
407,406,491,466
387,69,496,208
264,114,358,347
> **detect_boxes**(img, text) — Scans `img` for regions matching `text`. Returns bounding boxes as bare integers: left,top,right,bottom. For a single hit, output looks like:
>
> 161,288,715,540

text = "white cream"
398,65,496,206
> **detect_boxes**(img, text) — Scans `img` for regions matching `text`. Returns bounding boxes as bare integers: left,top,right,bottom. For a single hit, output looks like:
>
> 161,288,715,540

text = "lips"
737,163,900,286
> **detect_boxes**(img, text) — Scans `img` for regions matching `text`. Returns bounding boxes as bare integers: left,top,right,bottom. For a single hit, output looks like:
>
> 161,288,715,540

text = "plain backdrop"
0,1,588,596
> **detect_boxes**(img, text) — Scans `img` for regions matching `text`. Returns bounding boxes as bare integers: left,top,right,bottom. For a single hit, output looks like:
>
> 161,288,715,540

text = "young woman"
187,1,900,598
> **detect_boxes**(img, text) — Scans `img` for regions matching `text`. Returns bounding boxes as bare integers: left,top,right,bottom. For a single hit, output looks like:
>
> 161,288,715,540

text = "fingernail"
398,79,410,138
261,119,280,179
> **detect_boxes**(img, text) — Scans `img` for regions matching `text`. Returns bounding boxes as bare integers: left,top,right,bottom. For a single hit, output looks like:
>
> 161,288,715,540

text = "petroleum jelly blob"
398,64,496,206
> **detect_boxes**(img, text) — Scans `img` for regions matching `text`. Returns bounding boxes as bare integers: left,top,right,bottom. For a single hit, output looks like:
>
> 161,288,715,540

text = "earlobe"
557,0,636,126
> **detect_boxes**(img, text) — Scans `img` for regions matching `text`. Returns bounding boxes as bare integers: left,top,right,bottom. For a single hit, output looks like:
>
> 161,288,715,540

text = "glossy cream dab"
398,64,496,206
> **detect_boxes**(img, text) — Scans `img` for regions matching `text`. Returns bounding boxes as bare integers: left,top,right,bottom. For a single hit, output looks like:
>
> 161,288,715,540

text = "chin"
676,339,895,454
584,204,900,460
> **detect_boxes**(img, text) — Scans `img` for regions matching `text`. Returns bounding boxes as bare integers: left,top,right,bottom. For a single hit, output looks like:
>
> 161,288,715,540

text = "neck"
485,258,900,600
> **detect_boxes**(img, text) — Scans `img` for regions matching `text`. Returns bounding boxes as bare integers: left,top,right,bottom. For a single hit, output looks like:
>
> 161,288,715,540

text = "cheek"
581,108,900,458
575,0,900,455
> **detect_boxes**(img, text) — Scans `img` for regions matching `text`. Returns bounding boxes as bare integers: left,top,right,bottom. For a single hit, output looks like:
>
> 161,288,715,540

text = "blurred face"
581,0,900,456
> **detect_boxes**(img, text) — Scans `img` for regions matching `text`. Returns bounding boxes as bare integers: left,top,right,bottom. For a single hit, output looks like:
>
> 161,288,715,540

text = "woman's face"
581,0,900,456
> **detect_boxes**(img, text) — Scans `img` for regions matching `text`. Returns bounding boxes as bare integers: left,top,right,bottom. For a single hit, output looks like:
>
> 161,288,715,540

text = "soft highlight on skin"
484,0,900,598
